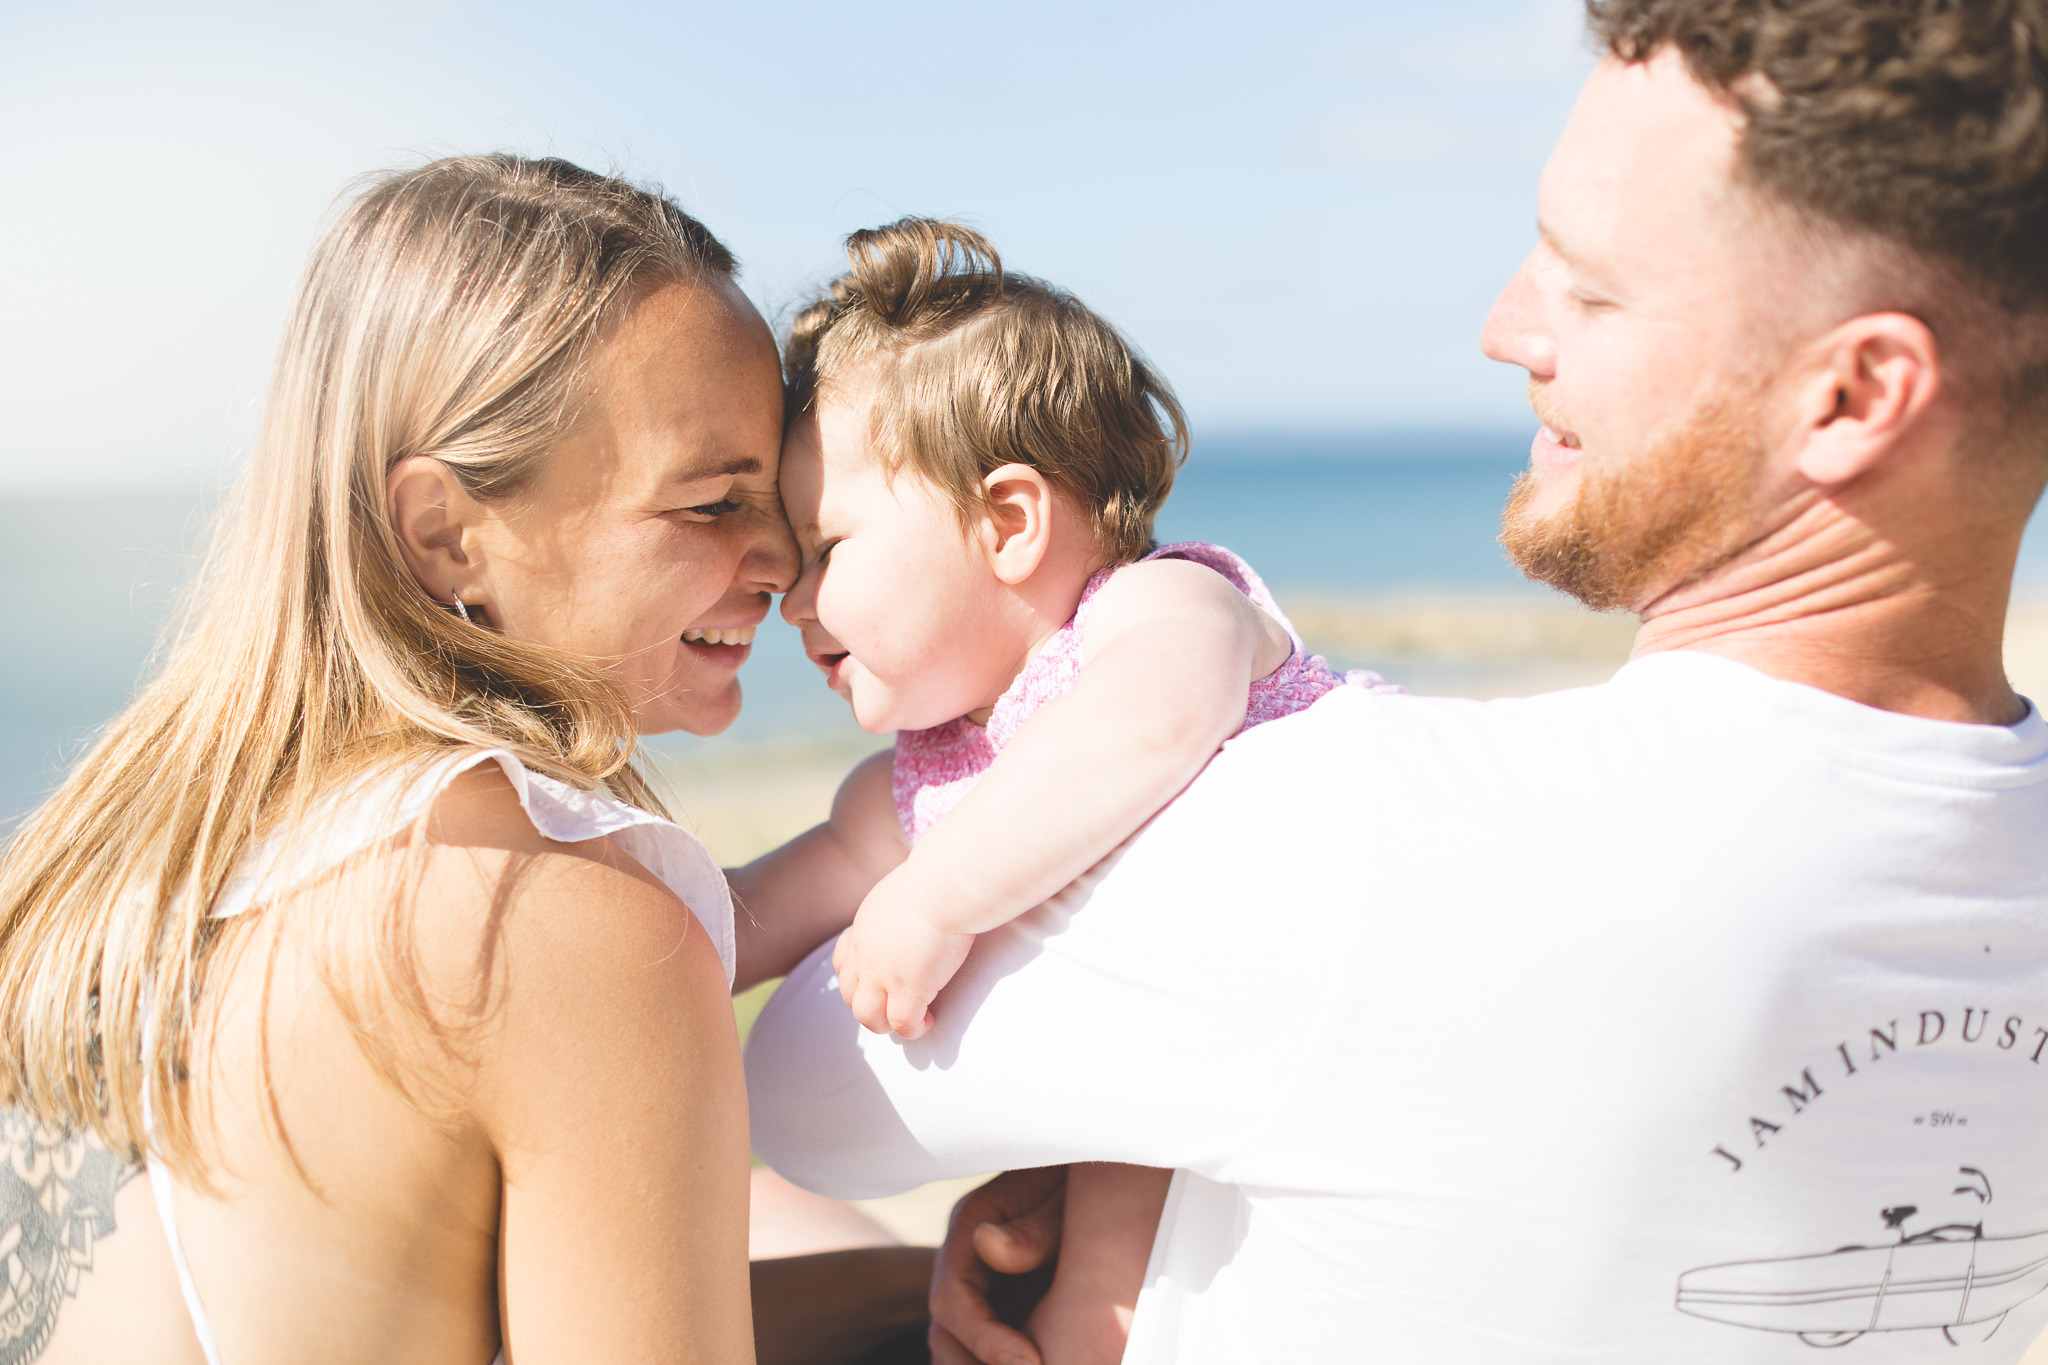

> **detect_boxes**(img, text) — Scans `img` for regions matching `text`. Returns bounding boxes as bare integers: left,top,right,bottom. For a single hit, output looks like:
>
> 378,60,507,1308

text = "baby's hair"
783,218,1189,565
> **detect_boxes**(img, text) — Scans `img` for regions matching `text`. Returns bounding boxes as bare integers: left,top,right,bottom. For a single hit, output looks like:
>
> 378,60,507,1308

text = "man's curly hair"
1588,0,2048,464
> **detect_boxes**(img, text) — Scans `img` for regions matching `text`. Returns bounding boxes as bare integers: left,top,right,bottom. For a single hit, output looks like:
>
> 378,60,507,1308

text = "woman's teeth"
682,627,757,647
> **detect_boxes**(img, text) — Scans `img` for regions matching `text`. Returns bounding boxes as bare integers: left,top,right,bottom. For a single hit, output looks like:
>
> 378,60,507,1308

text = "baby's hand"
832,865,977,1038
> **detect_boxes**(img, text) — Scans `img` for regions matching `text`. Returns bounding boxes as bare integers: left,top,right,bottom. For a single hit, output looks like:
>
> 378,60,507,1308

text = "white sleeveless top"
147,748,735,1365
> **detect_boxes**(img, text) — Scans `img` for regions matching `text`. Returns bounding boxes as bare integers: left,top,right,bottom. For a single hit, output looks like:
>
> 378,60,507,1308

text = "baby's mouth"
682,626,757,647
809,649,852,689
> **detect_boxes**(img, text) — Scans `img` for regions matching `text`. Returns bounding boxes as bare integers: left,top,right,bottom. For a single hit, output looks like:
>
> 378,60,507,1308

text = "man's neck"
1630,489,2030,726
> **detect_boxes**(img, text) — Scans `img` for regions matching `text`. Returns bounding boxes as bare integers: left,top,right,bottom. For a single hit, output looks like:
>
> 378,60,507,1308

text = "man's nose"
1480,250,1557,381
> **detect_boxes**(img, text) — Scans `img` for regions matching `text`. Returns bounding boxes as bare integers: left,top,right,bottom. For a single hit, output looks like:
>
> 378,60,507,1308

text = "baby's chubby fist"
832,864,979,1039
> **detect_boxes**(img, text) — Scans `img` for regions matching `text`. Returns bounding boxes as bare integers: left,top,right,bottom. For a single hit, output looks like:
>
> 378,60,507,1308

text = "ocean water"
6,430,2047,826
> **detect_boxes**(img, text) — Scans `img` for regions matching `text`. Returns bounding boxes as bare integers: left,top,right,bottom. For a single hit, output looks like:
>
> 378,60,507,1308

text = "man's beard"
1499,398,1766,613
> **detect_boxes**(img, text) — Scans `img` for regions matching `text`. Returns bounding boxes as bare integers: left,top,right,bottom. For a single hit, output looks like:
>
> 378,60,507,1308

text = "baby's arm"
1026,1163,1172,1365
729,750,908,992
833,558,1292,1035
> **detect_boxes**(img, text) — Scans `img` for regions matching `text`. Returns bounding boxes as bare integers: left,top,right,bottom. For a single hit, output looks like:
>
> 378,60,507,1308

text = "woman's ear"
1791,312,1944,487
976,463,1057,586
386,456,492,618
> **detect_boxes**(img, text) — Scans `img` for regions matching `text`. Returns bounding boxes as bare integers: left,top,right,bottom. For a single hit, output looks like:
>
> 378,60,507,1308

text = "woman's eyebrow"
674,456,765,483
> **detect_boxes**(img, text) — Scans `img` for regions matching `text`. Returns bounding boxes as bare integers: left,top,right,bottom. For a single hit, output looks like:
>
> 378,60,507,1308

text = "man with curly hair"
745,2,2048,1360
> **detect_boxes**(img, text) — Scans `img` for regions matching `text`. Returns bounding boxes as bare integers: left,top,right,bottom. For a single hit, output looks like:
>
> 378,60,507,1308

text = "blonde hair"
784,219,1188,565
0,154,736,1174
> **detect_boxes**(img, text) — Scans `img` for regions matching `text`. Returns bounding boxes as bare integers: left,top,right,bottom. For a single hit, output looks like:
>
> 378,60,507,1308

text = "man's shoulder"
1181,653,1801,839
1219,666,1647,771
1201,647,2048,826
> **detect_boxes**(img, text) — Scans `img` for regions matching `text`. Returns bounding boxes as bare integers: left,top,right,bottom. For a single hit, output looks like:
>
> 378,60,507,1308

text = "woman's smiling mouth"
680,625,757,671
681,626,757,647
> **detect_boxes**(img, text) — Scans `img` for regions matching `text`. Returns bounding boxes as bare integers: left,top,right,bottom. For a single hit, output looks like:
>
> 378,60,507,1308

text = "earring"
450,588,472,624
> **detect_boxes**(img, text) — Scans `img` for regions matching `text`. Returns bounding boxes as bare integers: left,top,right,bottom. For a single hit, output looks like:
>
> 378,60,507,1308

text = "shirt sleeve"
742,709,1359,1200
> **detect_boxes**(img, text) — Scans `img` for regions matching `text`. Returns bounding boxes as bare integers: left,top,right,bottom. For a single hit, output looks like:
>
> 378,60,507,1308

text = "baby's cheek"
848,679,901,734
811,588,867,654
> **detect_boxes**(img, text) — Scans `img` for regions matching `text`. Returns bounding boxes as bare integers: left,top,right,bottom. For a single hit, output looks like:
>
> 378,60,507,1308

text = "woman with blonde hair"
0,155,804,1363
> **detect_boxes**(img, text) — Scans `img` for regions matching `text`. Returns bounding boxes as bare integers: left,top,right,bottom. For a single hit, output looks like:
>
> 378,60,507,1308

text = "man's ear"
386,456,491,616
1791,312,1943,487
975,463,1057,586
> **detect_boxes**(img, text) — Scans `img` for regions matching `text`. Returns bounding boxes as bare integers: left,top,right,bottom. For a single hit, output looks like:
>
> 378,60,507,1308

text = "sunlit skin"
777,375,1099,735
389,276,798,735
1482,50,2025,724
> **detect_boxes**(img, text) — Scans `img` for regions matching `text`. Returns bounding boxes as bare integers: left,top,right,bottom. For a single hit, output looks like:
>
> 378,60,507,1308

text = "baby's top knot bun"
844,219,1003,331
783,219,1006,416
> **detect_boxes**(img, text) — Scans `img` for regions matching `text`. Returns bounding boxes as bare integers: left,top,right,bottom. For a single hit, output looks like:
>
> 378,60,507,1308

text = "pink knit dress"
891,541,1399,842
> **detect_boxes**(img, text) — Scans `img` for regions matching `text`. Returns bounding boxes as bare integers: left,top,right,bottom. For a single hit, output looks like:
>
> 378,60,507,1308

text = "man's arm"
744,712,1354,1197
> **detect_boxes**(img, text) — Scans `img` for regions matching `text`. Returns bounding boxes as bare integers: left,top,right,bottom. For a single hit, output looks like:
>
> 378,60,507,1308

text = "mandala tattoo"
0,1109,138,1363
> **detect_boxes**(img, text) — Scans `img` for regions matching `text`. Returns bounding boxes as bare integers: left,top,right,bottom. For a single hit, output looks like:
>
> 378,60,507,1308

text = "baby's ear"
980,462,1057,585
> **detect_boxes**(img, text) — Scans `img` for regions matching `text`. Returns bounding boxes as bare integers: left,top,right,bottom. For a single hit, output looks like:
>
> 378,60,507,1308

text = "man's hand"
928,1168,1068,1365
832,864,977,1038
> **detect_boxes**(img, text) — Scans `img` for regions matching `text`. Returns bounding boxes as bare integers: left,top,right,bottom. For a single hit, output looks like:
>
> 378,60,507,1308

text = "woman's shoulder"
411,755,736,983
409,764,721,982
421,759,635,863
226,748,736,985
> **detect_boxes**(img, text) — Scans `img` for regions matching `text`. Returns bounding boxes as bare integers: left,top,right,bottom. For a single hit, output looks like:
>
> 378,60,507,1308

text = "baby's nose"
780,576,817,627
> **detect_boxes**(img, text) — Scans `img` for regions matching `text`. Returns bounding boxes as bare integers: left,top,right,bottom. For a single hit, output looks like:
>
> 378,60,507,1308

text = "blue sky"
0,0,1592,492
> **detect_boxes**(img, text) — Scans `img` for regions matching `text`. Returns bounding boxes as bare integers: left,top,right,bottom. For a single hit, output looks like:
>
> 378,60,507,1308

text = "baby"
733,219,1386,1360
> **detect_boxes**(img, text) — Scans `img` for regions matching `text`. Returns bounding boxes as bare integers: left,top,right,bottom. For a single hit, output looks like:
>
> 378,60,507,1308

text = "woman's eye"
684,498,743,518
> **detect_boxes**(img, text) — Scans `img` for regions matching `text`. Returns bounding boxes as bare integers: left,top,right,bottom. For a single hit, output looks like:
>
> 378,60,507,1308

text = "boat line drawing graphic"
1677,1167,2048,1348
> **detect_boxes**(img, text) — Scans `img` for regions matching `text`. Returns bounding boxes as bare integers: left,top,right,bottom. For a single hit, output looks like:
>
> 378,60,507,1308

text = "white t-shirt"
744,651,2048,1362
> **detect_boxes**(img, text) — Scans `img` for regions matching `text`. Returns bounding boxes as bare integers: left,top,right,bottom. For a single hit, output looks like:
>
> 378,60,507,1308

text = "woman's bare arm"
437,776,756,1364
728,750,908,991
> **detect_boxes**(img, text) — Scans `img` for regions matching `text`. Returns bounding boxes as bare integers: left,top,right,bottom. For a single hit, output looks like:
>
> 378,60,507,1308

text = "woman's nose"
743,503,801,596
